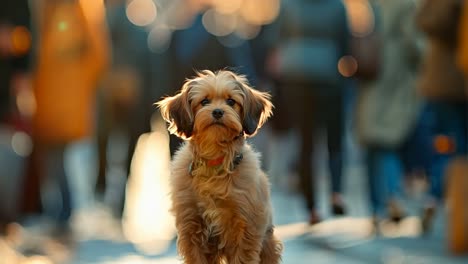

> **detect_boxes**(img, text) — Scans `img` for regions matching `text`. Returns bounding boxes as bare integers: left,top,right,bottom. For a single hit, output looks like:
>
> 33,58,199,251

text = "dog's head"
157,70,273,142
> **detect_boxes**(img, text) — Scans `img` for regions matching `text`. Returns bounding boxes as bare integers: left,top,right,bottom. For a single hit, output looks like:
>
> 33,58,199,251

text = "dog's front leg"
175,209,211,264
223,219,263,264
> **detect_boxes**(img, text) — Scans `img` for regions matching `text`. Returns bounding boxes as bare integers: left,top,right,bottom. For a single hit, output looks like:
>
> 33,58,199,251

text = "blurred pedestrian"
95,0,156,217
30,0,109,236
0,0,32,234
416,0,468,233
354,0,426,225
266,0,351,224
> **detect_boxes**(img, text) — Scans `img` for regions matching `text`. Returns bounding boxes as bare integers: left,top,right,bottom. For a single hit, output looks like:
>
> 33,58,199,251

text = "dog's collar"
189,152,244,176
206,156,225,167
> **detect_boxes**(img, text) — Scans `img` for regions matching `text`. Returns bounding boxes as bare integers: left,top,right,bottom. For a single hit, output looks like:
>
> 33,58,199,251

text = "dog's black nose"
212,109,224,119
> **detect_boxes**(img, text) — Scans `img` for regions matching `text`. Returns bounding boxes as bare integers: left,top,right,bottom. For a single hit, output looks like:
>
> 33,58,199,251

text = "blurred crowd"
0,0,468,261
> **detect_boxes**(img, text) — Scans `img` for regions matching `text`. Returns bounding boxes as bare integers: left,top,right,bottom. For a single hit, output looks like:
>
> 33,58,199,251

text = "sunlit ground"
122,116,176,255
0,216,426,264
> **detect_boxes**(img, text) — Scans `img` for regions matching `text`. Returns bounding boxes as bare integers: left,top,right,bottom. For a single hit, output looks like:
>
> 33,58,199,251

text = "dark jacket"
271,0,350,91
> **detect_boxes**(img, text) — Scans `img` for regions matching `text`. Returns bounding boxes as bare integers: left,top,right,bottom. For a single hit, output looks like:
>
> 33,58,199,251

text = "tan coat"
32,0,109,144
416,0,466,101
457,1,468,80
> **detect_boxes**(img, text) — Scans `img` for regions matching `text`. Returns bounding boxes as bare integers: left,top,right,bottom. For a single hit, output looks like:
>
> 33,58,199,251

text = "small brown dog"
157,70,283,264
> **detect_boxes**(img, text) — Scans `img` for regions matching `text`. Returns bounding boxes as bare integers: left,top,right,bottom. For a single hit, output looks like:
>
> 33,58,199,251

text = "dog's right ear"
156,87,194,139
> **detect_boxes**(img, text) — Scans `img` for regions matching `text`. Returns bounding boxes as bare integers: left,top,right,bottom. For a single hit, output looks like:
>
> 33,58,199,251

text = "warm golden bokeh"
342,0,375,37
11,26,31,56
338,55,358,78
126,0,157,27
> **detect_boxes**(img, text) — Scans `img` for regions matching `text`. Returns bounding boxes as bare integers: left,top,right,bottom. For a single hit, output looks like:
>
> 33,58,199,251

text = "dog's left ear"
156,86,194,139
240,82,273,136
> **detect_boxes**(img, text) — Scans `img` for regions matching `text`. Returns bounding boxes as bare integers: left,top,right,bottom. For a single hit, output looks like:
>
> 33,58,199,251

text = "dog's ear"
156,85,194,139
239,81,273,136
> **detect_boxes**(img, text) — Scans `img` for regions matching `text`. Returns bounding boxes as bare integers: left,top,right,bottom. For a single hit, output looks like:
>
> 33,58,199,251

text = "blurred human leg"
379,150,405,222
95,92,111,197
428,102,467,202
285,85,320,224
366,148,404,220
367,148,386,217
298,119,318,224
41,144,72,225
65,139,97,212
325,94,346,215
423,102,467,233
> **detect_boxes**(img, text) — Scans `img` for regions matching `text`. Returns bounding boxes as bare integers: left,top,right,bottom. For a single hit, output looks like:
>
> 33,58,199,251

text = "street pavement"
3,181,468,264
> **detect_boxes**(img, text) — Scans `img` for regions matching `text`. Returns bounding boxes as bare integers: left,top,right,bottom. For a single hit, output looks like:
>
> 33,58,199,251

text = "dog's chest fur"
193,168,236,214
198,198,224,240
192,167,243,245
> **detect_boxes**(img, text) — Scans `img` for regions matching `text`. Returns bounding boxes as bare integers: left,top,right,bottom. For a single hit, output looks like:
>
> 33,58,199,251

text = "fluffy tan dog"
157,70,283,264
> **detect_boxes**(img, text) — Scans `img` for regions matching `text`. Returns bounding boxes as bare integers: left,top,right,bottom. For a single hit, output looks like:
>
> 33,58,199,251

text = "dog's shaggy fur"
157,70,283,264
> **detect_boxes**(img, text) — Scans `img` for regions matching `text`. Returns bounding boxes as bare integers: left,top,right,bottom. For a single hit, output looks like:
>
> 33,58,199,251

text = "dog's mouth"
210,120,226,127
206,120,242,137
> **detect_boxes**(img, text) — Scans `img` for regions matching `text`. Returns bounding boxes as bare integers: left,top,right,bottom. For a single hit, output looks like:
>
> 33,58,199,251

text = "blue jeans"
41,144,72,223
426,101,467,201
367,148,403,215
366,101,467,213
366,105,433,215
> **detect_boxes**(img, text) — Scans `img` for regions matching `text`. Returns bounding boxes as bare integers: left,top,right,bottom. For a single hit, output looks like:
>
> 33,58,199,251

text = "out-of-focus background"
1,0,468,263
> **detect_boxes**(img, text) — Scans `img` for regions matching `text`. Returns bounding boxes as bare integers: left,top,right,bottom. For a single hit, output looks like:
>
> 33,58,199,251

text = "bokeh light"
57,21,68,32
11,26,31,56
23,256,54,264
79,0,106,25
342,0,375,37
338,55,358,77
434,135,456,154
202,9,237,37
235,20,261,40
217,34,245,48
212,0,243,15
147,24,172,53
239,0,280,26
16,86,36,118
122,117,175,255
126,0,157,27
11,131,33,157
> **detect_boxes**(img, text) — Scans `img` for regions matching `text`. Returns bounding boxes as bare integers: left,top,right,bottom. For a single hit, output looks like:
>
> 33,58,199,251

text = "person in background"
266,0,351,225
30,0,109,238
95,0,156,218
0,0,32,234
416,0,467,233
354,0,426,227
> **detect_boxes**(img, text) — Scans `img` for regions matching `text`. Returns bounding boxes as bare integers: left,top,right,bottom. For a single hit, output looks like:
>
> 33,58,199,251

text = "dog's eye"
201,98,210,106
226,98,236,106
